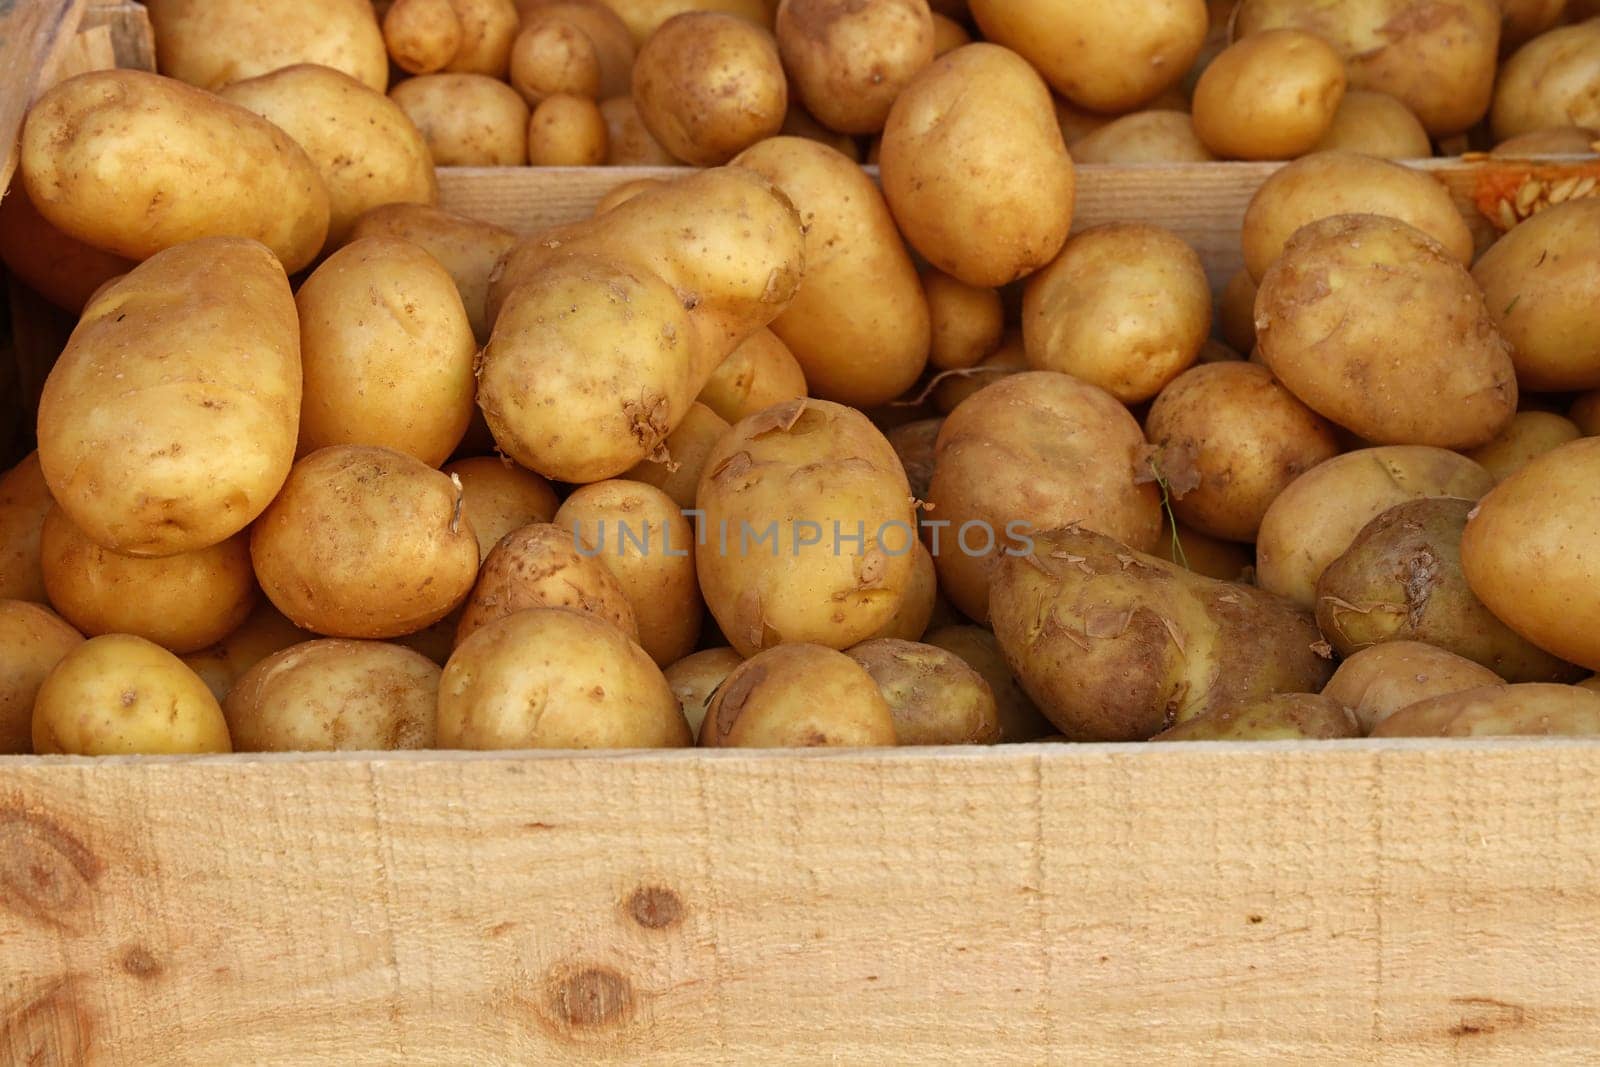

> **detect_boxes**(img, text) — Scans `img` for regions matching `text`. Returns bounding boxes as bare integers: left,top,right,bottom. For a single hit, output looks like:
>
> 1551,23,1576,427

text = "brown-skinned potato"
700,643,897,747
455,522,638,647
846,637,1000,745
1151,692,1361,741
632,12,787,164
1322,641,1504,733
775,0,935,134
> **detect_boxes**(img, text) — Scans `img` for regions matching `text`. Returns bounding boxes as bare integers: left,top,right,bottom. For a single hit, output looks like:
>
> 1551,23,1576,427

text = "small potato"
1573,391,1600,436
1312,90,1433,159
0,184,134,314
391,73,531,165
697,328,808,424
1491,126,1600,156
1371,682,1600,737
927,372,1162,622
1053,96,1115,145
881,44,1075,288
456,522,637,646
146,0,387,91
224,639,440,751
1146,362,1340,542
664,646,744,737
1465,411,1584,481
1192,30,1346,160
32,634,231,755
1255,446,1494,609
528,93,609,164
441,457,560,561
0,454,52,603
624,402,731,509
1023,224,1211,404
1324,641,1504,733
296,237,476,466
1151,692,1361,741
252,446,481,638
779,103,862,159
443,0,520,75
1239,151,1474,282
924,271,1003,372
931,335,1028,412
1160,517,1254,581
181,602,314,702
923,625,1053,742
1491,21,1600,142
775,0,934,134
887,418,941,502
600,96,678,164
0,601,82,754
1256,214,1517,449
701,643,897,747
632,13,787,164
846,638,1000,745
21,70,329,272
1069,111,1217,165
1217,269,1258,354
440,607,690,748
384,0,464,74
931,12,969,55
865,541,938,642
513,2,635,102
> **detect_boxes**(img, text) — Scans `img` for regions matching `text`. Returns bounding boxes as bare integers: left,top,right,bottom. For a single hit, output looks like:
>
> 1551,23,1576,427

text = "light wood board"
0,0,87,194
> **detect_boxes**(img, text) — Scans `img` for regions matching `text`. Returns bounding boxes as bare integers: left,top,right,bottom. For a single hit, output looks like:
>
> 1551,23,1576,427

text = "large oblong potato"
775,0,934,134
37,238,300,557
880,44,1075,288
632,12,787,164
0,601,82,754
1372,683,1600,738
846,638,1000,745
701,643,897,747
455,523,638,647
391,73,531,165
1323,641,1504,734
0,453,52,602
1491,21,1600,142
146,0,387,91
21,70,329,272
1192,30,1346,160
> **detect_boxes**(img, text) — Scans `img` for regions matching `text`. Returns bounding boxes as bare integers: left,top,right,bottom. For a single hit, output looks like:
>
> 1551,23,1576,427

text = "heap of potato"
2,0,1600,756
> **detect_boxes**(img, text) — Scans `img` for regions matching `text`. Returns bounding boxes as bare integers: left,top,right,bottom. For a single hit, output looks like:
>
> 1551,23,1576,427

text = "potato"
1491,21,1600,141
1151,692,1361,741
928,371,1162,622
295,237,476,465
223,639,439,751
21,71,329,272
1069,111,1217,165
1053,96,1115,146
929,336,1028,411
384,0,464,74
1256,446,1494,609
881,45,1075,288
1500,0,1568,48
732,137,929,407
0,454,52,603
1312,90,1433,159
1573,391,1600,436
346,203,518,344
1323,641,1503,733
594,177,670,215
220,65,437,246
599,96,678,164
624,402,732,509
252,446,480,638
664,646,743,737
391,73,531,165
180,602,314,702
775,0,934,134
1461,437,1600,671
1192,30,1346,160
1491,126,1600,156
527,93,610,164
1582,675,1600,694
1217,269,1258,354
33,634,231,755
146,0,387,91
1239,151,1474,282
1256,214,1517,449
697,328,808,424
0,601,82,754
990,527,1333,741
931,12,970,55
1317,497,1582,683
1022,224,1211,404
632,13,787,164
887,418,941,502
439,607,690,748
1234,0,1500,136
846,638,999,744
441,457,559,560
600,0,777,45
455,521,636,646
779,103,862,159
1146,362,1340,542
865,542,938,642
701,643,897,746
1371,682,1600,737
1465,411,1583,481
1160,517,1254,581
442,0,520,75
0,184,134,314
970,1,1206,113
922,625,1052,742
37,238,299,557
924,271,1003,372
512,2,635,103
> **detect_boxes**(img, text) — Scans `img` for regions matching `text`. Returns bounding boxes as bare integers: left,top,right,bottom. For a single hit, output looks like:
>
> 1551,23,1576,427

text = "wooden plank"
79,1,155,73
0,0,89,194
2,739,1599,1063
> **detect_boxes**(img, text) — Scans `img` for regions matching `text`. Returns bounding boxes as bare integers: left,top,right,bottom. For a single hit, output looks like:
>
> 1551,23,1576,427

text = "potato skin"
0,454,52,603
456,522,638,646
880,44,1075,288
1151,692,1361,741
600,96,679,164
528,94,610,164
33,634,231,755
147,0,387,91
1371,682,1600,737
1465,411,1583,482
180,602,314,703
775,0,935,134
223,639,440,751
37,238,300,558
1193,30,1346,160
1491,21,1600,142
1312,90,1432,159
697,328,808,424
846,638,1000,745
990,527,1333,741
923,625,1053,742
664,646,744,737
1070,111,1217,165
932,335,1028,413
441,457,560,561
624,402,732,509
21,70,329,272
391,74,531,165
443,0,520,76
439,607,690,749
924,272,1003,372
0,601,82,754
251,446,480,639
514,2,635,101
701,643,897,747
865,542,937,642
632,13,787,165
1323,641,1503,733
0,184,134,314
384,0,464,74
1256,213,1517,449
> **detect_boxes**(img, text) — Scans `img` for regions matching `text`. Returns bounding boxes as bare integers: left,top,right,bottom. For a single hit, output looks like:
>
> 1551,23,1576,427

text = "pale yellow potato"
624,402,731,509
632,13,787,164
970,0,1207,113
224,639,440,751
778,103,862,159
1193,30,1346,160
923,624,1053,742
252,446,481,638
1574,391,1600,436
1462,437,1600,670
1069,111,1217,164
37,238,300,557
528,93,609,164
33,634,231,755
881,44,1075,287
1323,641,1504,733
701,643,897,747
1312,90,1433,159
1491,126,1599,156
296,237,476,465
1371,683,1600,737
697,399,918,655
0,183,135,314
1255,446,1494,608
664,646,744,737
515,2,635,102
1239,151,1475,282
775,0,935,134
1465,411,1584,481
385,0,464,74
865,542,937,642
0,454,51,603
180,602,314,702
1023,223,1211,404
456,522,638,646
931,12,969,55
443,0,520,75
391,74,531,165
923,271,1003,371
441,457,560,560
696,327,808,423
146,0,387,90
1146,362,1340,542
732,137,930,407
846,637,999,745
21,70,329,272
600,96,678,164
556,481,702,665
927,371,1162,622
1491,21,1600,141
0,601,82,754
220,65,438,246
439,607,691,748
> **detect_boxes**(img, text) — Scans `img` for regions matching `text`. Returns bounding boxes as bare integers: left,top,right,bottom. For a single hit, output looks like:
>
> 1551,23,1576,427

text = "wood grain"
0,0,87,194
78,1,155,73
